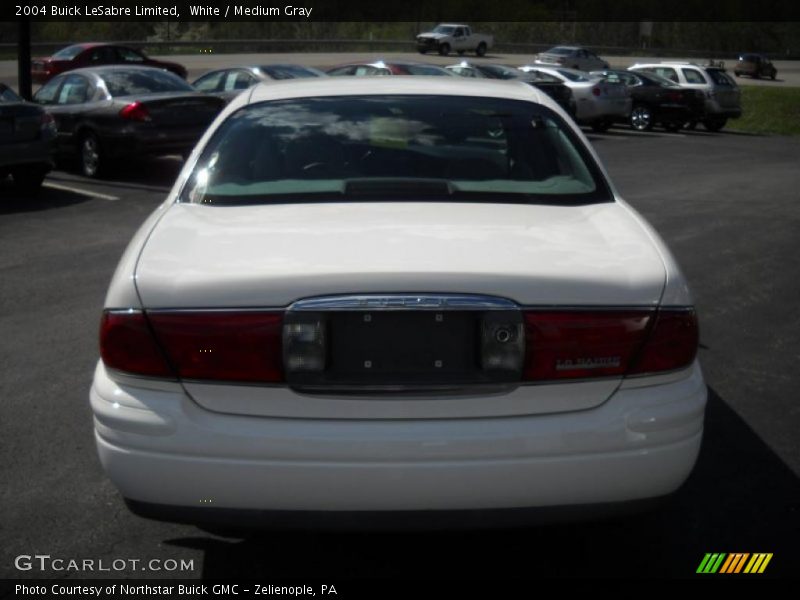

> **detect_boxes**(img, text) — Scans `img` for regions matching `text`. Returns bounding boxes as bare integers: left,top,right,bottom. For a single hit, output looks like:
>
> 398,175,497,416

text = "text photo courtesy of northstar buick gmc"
92,77,705,527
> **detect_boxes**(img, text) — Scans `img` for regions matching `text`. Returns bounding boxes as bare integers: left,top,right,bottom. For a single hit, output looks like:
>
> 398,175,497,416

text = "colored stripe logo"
697,553,773,574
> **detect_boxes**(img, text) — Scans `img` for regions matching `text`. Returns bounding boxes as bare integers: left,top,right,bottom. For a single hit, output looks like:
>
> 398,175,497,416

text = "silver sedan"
518,65,631,132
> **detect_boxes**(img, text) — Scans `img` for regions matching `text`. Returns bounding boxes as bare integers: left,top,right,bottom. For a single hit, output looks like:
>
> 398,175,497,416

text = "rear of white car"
629,62,742,131
91,78,705,525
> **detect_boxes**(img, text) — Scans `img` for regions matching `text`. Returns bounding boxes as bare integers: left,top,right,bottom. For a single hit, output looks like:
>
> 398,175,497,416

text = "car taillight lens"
119,101,151,122
522,309,698,381
100,311,174,378
667,91,682,102
40,111,56,133
627,310,699,375
147,311,284,382
523,311,651,380
592,86,602,96
100,310,284,382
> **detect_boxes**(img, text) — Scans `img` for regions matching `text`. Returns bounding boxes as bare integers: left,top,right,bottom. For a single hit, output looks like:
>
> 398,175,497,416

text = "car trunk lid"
118,93,224,127
129,200,667,419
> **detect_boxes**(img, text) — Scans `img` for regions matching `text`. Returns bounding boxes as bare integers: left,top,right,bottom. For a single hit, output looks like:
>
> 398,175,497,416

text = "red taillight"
592,86,602,96
119,101,151,122
100,311,174,378
523,311,652,381
147,311,284,383
628,310,699,375
522,308,699,381
667,90,683,102
40,112,55,130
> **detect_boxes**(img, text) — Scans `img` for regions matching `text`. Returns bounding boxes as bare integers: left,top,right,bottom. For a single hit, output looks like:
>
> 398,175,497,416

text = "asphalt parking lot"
1,126,799,580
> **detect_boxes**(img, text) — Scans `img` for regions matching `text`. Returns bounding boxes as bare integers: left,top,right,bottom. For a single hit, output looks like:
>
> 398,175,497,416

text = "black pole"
18,17,32,100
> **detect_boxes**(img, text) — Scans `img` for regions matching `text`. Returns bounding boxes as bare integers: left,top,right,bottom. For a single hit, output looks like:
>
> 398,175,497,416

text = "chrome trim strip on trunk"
287,294,520,312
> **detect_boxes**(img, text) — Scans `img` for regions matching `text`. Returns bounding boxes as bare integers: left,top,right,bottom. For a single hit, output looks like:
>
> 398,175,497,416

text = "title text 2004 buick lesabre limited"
91,77,706,527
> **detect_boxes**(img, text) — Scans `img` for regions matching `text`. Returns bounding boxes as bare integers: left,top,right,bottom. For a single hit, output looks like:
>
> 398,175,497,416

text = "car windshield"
706,69,736,86
546,47,574,55
403,65,454,76
260,65,325,79
100,69,194,96
182,95,608,206
637,72,679,87
433,26,456,34
479,65,521,79
554,69,590,82
52,45,86,60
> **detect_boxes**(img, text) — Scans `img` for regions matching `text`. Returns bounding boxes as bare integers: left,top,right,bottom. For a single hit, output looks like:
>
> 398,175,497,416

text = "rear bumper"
0,138,54,171
705,102,742,119
91,361,706,515
125,495,672,531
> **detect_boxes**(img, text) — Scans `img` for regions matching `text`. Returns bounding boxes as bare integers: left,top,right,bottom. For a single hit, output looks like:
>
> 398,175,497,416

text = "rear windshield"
555,69,590,82
479,65,521,79
100,69,194,97
0,85,22,103
260,65,325,80
403,65,453,76
181,95,611,206
53,45,86,60
706,69,736,86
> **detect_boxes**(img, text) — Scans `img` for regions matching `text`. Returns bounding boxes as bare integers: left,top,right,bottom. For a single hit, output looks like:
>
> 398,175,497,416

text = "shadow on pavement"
0,179,90,214
164,387,800,579
52,155,184,191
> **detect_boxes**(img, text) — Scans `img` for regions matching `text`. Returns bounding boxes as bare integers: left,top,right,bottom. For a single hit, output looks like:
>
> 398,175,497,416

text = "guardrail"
1,39,797,60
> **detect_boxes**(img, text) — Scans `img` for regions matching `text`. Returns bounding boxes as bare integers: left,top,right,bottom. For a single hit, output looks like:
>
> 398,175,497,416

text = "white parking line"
42,182,120,201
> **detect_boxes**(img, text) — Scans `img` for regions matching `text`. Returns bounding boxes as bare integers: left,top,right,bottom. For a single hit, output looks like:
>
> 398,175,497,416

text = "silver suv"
628,62,742,131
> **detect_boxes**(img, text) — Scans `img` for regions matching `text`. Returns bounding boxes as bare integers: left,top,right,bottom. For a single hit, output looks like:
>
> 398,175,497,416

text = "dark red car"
31,43,188,84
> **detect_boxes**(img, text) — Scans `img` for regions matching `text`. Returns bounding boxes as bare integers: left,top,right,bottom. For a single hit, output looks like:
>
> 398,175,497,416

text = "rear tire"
79,131,104,178
703,117,727,132
476,42,487,57
438,43,450,56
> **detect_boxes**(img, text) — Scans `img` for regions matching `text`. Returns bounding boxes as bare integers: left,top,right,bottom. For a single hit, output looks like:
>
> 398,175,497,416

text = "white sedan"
519,65,632,132
92,77,706,526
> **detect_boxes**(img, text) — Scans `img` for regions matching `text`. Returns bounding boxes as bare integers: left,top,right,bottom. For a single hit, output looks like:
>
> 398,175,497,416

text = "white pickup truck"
416,24,493,57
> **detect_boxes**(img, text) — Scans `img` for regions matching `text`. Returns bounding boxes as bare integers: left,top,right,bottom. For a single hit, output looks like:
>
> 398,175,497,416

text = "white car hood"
134,201,666,308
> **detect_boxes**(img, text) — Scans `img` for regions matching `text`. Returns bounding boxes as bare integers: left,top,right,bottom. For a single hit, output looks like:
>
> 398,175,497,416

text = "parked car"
590,70,706,132
192,65,327,104
0,83,56,193
628,62,741,131
519,65,630,131
92,77,705,528
33,66,224,177
734,54,777,79
31,43,188,84
534,46,609,71
446,62,576,117
416,23,493,57
326,61,456,77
